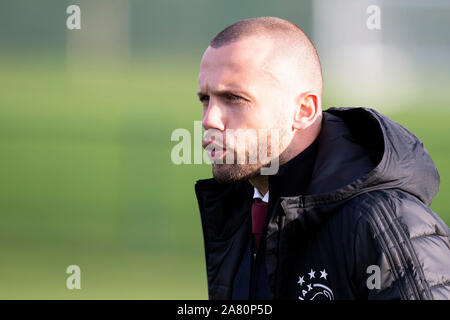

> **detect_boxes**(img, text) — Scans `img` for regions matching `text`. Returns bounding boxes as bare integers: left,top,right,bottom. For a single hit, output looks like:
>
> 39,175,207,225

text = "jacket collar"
268,132,320,199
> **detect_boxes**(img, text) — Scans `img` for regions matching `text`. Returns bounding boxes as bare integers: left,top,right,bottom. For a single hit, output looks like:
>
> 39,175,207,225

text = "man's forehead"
198,66,268,98
198,38,284,91
201,37,274,68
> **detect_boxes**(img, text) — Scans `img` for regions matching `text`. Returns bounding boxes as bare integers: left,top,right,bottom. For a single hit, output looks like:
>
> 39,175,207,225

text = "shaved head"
210,17,323,95
199,17,323,185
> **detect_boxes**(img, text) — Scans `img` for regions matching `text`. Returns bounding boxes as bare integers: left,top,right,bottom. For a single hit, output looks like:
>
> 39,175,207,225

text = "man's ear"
292,91,321,131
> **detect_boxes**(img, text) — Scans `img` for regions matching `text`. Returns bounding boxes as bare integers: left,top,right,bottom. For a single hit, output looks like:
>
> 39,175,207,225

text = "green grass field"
0,58,449,299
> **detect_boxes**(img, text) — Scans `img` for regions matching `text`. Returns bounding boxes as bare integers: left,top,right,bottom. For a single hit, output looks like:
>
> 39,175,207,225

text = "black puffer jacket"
195,107,450,300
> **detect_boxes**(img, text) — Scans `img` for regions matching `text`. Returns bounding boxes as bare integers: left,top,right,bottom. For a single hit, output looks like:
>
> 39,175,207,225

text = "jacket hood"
294,106,440,208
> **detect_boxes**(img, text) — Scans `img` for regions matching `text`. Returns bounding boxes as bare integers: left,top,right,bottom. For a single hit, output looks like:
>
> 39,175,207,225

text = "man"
194,17,450,300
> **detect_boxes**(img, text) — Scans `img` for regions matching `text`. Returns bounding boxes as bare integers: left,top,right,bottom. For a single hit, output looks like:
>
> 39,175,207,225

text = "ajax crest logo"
297,268,334,300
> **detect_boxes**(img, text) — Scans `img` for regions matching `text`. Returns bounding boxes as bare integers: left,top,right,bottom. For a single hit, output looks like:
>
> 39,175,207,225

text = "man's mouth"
202,140,227,160
209,147,226,159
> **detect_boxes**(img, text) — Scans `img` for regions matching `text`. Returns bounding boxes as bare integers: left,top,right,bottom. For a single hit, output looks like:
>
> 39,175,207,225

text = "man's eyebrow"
197,88,253,100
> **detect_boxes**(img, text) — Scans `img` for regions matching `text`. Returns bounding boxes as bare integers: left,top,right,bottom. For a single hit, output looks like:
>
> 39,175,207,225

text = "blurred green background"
0,0,449,299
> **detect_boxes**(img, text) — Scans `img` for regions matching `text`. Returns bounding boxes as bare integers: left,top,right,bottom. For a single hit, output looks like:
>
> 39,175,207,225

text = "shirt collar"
253,188,269,203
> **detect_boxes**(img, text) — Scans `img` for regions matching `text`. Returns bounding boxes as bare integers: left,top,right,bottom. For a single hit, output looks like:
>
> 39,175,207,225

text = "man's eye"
227,94,243,102
199,95,209,103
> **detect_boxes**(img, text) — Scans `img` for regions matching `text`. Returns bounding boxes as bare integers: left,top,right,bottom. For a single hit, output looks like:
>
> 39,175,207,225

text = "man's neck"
248,118,322,197
249,175,269,196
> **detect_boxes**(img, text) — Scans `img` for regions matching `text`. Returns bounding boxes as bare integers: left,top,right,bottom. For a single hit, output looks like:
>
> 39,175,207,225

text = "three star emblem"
297,268,329,297
297,268,334,300
299,268,327,284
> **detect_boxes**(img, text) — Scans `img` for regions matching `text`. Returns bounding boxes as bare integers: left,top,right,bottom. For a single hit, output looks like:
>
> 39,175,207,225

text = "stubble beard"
212,161,262,184
211,127,290,184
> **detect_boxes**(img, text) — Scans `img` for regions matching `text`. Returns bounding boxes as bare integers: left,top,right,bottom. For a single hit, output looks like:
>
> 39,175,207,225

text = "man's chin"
212,163,261,184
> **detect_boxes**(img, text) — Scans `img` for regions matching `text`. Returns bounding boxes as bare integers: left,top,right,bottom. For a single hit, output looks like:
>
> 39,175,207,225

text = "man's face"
198,36,296,183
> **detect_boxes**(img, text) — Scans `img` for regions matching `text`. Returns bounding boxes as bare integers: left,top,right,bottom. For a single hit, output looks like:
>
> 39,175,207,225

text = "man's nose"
202,102,225,131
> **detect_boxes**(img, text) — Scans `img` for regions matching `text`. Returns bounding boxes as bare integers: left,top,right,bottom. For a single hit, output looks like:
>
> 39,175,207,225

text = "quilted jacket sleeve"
352,190,450,300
